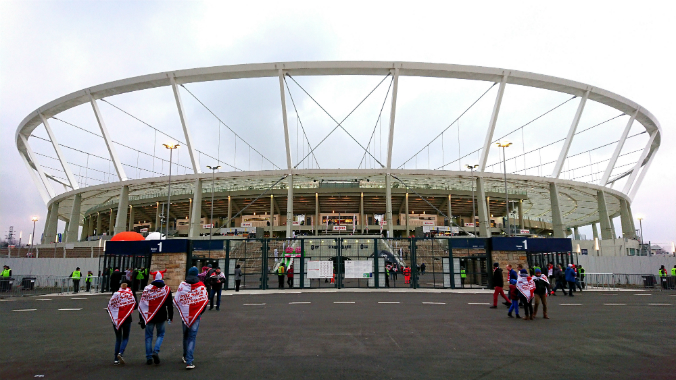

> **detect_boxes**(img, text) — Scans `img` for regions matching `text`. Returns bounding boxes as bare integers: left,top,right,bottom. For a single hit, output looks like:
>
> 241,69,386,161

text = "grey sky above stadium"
0,1,674,246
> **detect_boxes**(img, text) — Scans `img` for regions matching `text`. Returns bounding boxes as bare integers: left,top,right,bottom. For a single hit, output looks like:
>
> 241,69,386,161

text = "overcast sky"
0,1,674,247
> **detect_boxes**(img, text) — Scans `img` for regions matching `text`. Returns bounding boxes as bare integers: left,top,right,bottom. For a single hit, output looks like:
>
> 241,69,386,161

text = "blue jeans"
145,321,166,359
182,316,200,365
508,300,519,316
210,288,222,309
113,318,131,361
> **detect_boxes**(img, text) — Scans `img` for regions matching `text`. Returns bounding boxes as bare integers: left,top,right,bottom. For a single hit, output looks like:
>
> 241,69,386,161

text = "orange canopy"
110,231,146,241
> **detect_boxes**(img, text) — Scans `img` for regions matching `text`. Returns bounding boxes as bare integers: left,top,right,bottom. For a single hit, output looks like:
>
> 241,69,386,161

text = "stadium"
15,61,660,260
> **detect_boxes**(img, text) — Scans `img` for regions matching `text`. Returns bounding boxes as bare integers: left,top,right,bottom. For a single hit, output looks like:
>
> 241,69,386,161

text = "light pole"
466,164,479,236
163,143,180,238
496,142,512,236
30,216,38,256
206,165,221,256
638,217,644,255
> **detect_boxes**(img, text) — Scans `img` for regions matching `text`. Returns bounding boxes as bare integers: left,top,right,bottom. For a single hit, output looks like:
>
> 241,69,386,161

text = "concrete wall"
2,258,100,276
577,255,676,275
573,238,640,257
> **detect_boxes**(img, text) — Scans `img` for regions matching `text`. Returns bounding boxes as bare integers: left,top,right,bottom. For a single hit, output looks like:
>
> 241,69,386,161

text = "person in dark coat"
490,262,511,308
109,268,122,294
139,272,174,365
565,264,577,297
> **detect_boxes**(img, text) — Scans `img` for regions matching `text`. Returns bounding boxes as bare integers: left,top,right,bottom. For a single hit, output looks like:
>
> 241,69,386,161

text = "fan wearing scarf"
138,271,174,365
173,266,208,370
516,269,535,320
107,281,138,365
532,268,551,319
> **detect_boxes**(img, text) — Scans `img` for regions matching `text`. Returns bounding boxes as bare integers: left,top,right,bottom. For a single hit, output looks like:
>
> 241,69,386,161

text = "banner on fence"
345,260,372,278
307,260,333,278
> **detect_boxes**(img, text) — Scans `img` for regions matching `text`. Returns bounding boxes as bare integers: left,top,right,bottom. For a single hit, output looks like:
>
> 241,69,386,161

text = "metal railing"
583,273,675,290
0,275,102,297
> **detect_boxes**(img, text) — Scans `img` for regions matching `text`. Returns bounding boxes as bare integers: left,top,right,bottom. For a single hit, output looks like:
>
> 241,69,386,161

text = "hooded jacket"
565,266,576,282
492,267,504,287
140,279,174,325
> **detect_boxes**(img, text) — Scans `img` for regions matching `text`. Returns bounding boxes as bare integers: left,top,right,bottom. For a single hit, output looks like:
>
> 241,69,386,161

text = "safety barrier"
0,275,102,297
584,273,675,290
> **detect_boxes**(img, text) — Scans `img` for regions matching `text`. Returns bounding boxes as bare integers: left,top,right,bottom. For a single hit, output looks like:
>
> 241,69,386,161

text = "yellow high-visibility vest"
1,269,10,277
72,271,81,280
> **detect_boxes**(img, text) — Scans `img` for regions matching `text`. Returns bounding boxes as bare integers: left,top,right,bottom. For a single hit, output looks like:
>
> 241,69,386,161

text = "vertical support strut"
316,193,320,236
168,75,201,174
600,109,638,186
385,174,393,238
189,179,203,237
549,183,565,238
552,89,590,178
476,178,489,237
597,190,613,240
66,194,81,243
114,185,130,235
20,134,56,199
286,175,294,238
40,113,79,189
479,73,508,171
19,149,50,204
278,69,293,170
623,131,657,196
89,93,128,181
386,67,400,170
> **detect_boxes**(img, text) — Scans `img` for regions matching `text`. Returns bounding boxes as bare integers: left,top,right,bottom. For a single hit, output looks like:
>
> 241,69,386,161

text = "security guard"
1,265,11,292
403,266,411,285
672,265,676,277
85,271,94,292
70,267,82,293
277,263,286,289
460,267,467,288
135,268,145,292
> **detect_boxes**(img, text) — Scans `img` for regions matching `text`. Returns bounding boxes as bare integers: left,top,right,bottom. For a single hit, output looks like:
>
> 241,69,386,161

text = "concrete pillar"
316,193,320,236
155,202,161,232
88,216,94,238
385,175,393,238
597,190,613,240
619,199,635,238
476,178,489,237
227,196,232,228
286,175,293,238
189,179,203,237
592,222,599,240
405,193,410,235
188,198,193,224
573,227,580,240
63,221,69,243
610,217,617,239
114,185,129,235
270,195,275,237
109,210,116,235
518,200,524,229
42,204,53,244
67,194,82,243
44,201,59,244
447,194,452,227
549,183,566,238
626,201,637,237
96,212,102,236
127,206,135,232
486,196,491,223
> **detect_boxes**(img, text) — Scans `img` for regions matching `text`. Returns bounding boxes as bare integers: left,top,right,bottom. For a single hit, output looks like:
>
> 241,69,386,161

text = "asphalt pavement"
1,289,674,379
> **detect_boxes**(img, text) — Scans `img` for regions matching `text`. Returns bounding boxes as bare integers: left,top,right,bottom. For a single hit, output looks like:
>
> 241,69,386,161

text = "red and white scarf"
138,283,171,324
516,276,535,302
107,287,136,329
173,281,208,327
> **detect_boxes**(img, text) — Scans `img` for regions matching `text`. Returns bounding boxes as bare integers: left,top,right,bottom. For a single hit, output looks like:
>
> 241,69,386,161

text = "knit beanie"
188,267,199,276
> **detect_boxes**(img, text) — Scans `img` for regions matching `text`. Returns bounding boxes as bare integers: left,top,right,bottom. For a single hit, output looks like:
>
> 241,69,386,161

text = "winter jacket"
492,268,504,287
509,284,519,300
565,267,576,282
140,280,174,325
533,275,551,295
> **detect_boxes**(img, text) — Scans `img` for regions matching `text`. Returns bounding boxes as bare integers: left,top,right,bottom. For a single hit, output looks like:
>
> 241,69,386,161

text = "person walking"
109,268,122,294
140,267,149,288
139,272,173,365
404,266,411,285
208,268,225,311
234,265,242,292
173,267,208,370
420,262,426,275
286,264,294,288
277,263,285,289
85,270,94,292
507,279,520,318
516,269,535,320
551,264,567,296
70,267,82,293
565,264,577,297
107,281,137,365
532,268,551,319
490,262,511,309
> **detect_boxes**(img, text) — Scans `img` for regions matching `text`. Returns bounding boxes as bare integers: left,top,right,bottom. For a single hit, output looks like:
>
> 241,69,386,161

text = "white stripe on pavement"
71,297,88,300
603,304,626,306
560,304,582,306
243,303,266,306
12,309,37,312
634,294,652,296
378,302,400,304
468,303,490,305
36,299,52,301
648,303,672,306
289,302,311,304
601,294,618,296
334,301,355,304
58,308,82,311
422,302,446,305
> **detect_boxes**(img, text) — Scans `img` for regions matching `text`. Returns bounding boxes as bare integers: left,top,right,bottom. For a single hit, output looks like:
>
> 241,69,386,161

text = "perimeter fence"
583,273,676,291
0,275,102,297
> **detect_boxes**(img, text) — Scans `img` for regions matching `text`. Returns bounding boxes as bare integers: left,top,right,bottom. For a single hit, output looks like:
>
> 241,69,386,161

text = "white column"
405,193,410,234
155,203,161,232
270,195,275,237
549,183,565,238
227,196,232,228
189,179,203,237
286,175,293,238
169,75,201,174
278,69,293,170
592,222,599,240
45,201,59,244
128,206,135,231
479,73,508,171
597,190,613,240
66,194,81,243
19,150,50,204
386,67,400,169
109,210,116,235
626,134,658,199
447,194,452,227
316,193,320,236
552,89,590,178
96,212,102,236
518,200,524,229
89,94,128,181
42,203,53,244
114,185,129,235
476,178,490,237
600,109,638,186
40,113,79,189
386,175,393,237
20,134,56,198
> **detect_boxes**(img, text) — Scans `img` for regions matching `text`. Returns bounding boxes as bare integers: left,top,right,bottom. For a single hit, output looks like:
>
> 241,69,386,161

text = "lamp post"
163,143,180,238
30,216,38,256
496,142,512,236
466,164,479,236
638,217,644,255
206,165,221,256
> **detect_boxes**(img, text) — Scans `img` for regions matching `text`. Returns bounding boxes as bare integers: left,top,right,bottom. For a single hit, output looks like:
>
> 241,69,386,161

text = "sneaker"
113,360,120,366
117,353,125,365
146,359,153,365
186,364,195,370
182,356,186,364
216,307,220,311
502,301,511,306
489,306,497,309
152,352,160,364
515,315,521,319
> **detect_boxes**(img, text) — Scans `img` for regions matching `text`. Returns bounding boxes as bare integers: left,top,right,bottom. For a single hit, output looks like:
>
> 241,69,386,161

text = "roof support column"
286,175,293,238
128,206,135,232
573,227,580,240
278,69,293,169
227,196,232,228
109,209,116,235
63,221,69,243
39,113,78,189
96,212,102,236
169,75,201,174
155,203,160,232
80,216,87,241
88,215,94,239
518,200,524,230
42,203,53,244
386,67,400,169
20,135,56,199
114,186,129,235
552,89,589,178
597,190,613,240
626,133,657,199
19,150,50,204
549,183,565,238
316,193,320,236
626,201,636,237
619,199,633,238
270,195,275,237
601,109,637,185
189,179,203,237
592,222,599,241
447,194,452,228
44,201,59,244
386,174,393,238
89,94,128,181
476,178,489,237
479,73,508,171
66,194,81,243
405,193,409,235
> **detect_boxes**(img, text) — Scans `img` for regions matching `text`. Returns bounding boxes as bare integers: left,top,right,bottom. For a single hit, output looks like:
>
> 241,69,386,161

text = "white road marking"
0,299,15,302
243,303,266,306
36,299,52,301
58,308,82,311
378,302,400,304
422,302,446,305
12,309,37,312
334,301,355,304
603,303,626,306
560,304,582,306
284,291,302,294
648,303,672,306
468,303,490,305
601,294,618,296
289,302,311,304
634,294,652,296
71,297,88,300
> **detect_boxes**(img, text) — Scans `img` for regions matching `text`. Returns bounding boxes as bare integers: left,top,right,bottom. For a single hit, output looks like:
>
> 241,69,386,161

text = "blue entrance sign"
192,240,224,251
449,238,487,249
491,237,573,253
491,237,528,251
148,239,188,253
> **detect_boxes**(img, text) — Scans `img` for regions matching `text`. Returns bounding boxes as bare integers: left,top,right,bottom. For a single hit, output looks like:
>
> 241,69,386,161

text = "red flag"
138,284,171,324
173,281,208,327
107,287,136,330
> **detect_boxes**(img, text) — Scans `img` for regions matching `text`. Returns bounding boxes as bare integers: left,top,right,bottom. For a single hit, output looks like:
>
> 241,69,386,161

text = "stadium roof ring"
14,61,661,243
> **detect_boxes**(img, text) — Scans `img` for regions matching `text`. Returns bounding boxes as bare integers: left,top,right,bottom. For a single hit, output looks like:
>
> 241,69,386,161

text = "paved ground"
1,289,674,379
